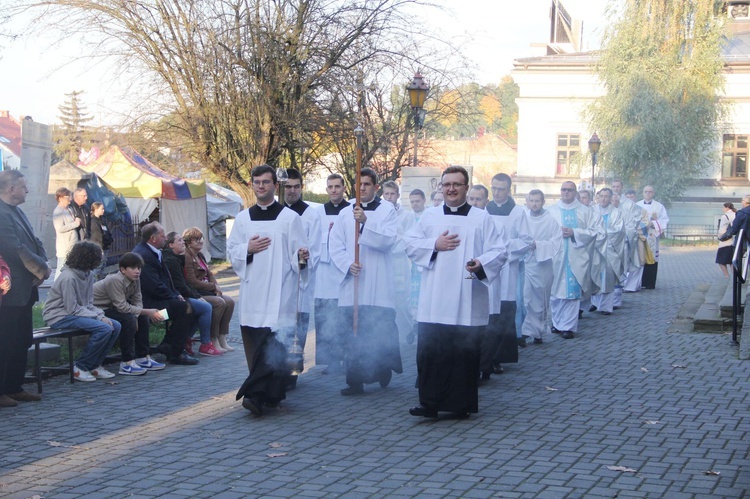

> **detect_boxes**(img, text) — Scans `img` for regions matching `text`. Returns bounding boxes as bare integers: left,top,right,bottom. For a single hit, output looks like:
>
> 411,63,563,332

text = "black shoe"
409,405,438,418
265,400,279,409
578,310,584,319
242,396,263,417
170,352,199,365
551,326,561,335
157,343,172,357
562,331,575,339
613,306,620,310
286,377,297,390
340,384,364,396
517,337,527,348
480,372,491,381
533,338,543,344
492,364,504,375
589,305,597,312
601,311,612,316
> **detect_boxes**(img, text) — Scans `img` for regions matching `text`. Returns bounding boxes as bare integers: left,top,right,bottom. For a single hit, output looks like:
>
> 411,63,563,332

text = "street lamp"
588,132,601,193
407,72,430,167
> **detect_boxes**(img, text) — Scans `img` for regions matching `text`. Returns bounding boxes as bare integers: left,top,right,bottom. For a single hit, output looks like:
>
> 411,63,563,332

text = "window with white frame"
556,133,580,176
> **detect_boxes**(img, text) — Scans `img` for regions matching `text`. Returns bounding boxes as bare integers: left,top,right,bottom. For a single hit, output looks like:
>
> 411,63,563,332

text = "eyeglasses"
442,183,467,190
560,188,576,192
252,180,273,187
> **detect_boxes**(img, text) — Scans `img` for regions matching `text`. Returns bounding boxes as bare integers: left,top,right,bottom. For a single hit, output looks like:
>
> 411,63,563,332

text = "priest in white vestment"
636,185,669,289
546,181,605,339
590,188,626,315
399,189,428,344
314,174,350,372
227,165,310,417
481,173,533,379
521,190,562,342
404,166,507,419
329,168,402,396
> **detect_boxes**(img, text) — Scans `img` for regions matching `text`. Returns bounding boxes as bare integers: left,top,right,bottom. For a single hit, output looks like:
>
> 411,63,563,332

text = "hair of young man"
165,231,181,247
182,227,204,245
140,222,162,243
286,168,303,182
90,201,104,214
598,188,613,197
382,180,399,195
624,188,637,196
73,187,87,196
360,168,378,185
470,184,489,198
579,189,591,197
251,164,277,183
119,252,144,270
528,189,545,201
55,187,72,201
442,166,469,185
327,173,345,184
492,172,512,185
410,188,426,199
65,241,102,271
0,169,24,193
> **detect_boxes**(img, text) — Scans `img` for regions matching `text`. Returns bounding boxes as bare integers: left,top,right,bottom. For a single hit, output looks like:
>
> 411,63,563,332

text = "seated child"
94,252,167,375
43,241,121,382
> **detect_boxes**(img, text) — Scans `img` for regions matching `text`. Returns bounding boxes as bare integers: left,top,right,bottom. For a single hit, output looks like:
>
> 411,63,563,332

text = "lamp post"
407,72,430,167
588,132,601,193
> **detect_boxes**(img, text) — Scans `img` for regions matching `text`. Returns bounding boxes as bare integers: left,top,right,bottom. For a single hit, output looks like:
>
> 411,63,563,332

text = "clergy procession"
227,164,669,419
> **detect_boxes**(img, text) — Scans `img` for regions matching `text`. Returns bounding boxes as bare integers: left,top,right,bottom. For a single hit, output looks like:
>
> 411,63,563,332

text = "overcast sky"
0,0,607,127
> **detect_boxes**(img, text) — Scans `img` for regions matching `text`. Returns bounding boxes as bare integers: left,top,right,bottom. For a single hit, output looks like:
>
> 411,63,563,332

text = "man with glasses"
281,168,320,388
404,166,507,418
329,168,402,396
481,173,532,379
546,181,604,339
0,170,51,407
227,164,310,416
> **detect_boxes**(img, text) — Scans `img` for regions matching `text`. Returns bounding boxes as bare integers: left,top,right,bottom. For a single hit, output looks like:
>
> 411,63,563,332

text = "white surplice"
226,204,309,329
314,202,349,300
488,204,534,312
404,204,508,327
287,201,321,314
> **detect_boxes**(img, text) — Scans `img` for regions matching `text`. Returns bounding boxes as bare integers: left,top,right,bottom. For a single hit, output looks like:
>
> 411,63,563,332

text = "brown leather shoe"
0,394,19,407
9,391,42,402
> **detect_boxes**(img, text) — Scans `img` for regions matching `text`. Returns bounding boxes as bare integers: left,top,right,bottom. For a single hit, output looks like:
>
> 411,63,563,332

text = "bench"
28,327,92,394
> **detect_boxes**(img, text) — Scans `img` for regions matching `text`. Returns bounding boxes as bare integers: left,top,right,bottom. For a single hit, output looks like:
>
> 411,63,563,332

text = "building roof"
0,111,22,156
513,31,750,68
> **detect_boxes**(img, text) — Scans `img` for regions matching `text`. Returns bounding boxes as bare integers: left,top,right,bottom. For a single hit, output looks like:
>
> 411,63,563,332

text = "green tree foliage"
54,90,94,164
589,0,727,205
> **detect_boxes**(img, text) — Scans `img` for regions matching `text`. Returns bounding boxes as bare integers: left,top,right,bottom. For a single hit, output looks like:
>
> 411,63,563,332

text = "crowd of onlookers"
0,168,234,408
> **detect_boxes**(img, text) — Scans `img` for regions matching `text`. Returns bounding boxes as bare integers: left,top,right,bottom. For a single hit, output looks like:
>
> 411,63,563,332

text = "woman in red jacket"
182,228,235,352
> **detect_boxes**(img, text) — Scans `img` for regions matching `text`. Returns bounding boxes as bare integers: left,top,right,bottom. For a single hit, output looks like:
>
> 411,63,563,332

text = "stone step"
693,276,734,333
719,276,747,318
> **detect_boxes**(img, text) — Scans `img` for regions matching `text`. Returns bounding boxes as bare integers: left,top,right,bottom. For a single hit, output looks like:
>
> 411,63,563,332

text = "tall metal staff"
353,125,365,335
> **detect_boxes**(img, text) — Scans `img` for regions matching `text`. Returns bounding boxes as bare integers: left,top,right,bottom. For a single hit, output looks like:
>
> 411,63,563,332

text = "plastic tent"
78,145,210,257
206,183,243,259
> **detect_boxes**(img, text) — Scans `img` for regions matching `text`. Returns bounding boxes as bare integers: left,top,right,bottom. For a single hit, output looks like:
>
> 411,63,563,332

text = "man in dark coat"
0,170,51,407
133,222,198,365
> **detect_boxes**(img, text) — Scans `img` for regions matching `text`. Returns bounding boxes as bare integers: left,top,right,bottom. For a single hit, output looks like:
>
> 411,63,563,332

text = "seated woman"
42,241,121,382
182,227,236,352
162,232,221,356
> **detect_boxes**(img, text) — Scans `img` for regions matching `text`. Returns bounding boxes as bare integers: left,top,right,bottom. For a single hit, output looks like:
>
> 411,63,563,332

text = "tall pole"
591,152,597,194
413,110,419,167
588,132,601,194
353,125,364,335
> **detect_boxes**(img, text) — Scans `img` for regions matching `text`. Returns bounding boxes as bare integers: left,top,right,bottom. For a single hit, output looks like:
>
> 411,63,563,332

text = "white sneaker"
90,366,116,379
135,355,166,371
119,360,147,376
73,365,96,382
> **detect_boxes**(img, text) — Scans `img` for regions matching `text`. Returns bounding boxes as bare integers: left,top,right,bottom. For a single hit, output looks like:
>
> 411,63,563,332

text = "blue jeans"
50,315,121,371
188,298,212,344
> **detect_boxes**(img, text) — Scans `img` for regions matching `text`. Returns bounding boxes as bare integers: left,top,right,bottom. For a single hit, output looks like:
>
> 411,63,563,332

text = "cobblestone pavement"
1,246,748,498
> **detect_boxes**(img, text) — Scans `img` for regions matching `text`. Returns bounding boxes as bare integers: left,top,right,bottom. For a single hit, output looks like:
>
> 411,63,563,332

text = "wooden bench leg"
35,341,43,394
68,335,75,384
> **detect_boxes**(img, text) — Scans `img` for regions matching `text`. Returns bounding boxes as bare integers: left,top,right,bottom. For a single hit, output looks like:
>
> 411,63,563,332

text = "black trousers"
103,309,150,361
314,298,343,366
339,306,402,387
156,299,192,359
642,263,658,289
237,326,287,404
480,301,518,373
0,296,34,396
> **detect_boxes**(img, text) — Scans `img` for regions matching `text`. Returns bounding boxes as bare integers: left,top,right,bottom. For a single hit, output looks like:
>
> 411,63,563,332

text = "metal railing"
105,219,142,266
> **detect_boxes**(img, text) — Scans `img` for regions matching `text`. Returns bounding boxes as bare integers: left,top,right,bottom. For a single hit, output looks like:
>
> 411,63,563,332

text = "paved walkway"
1,246,748,498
